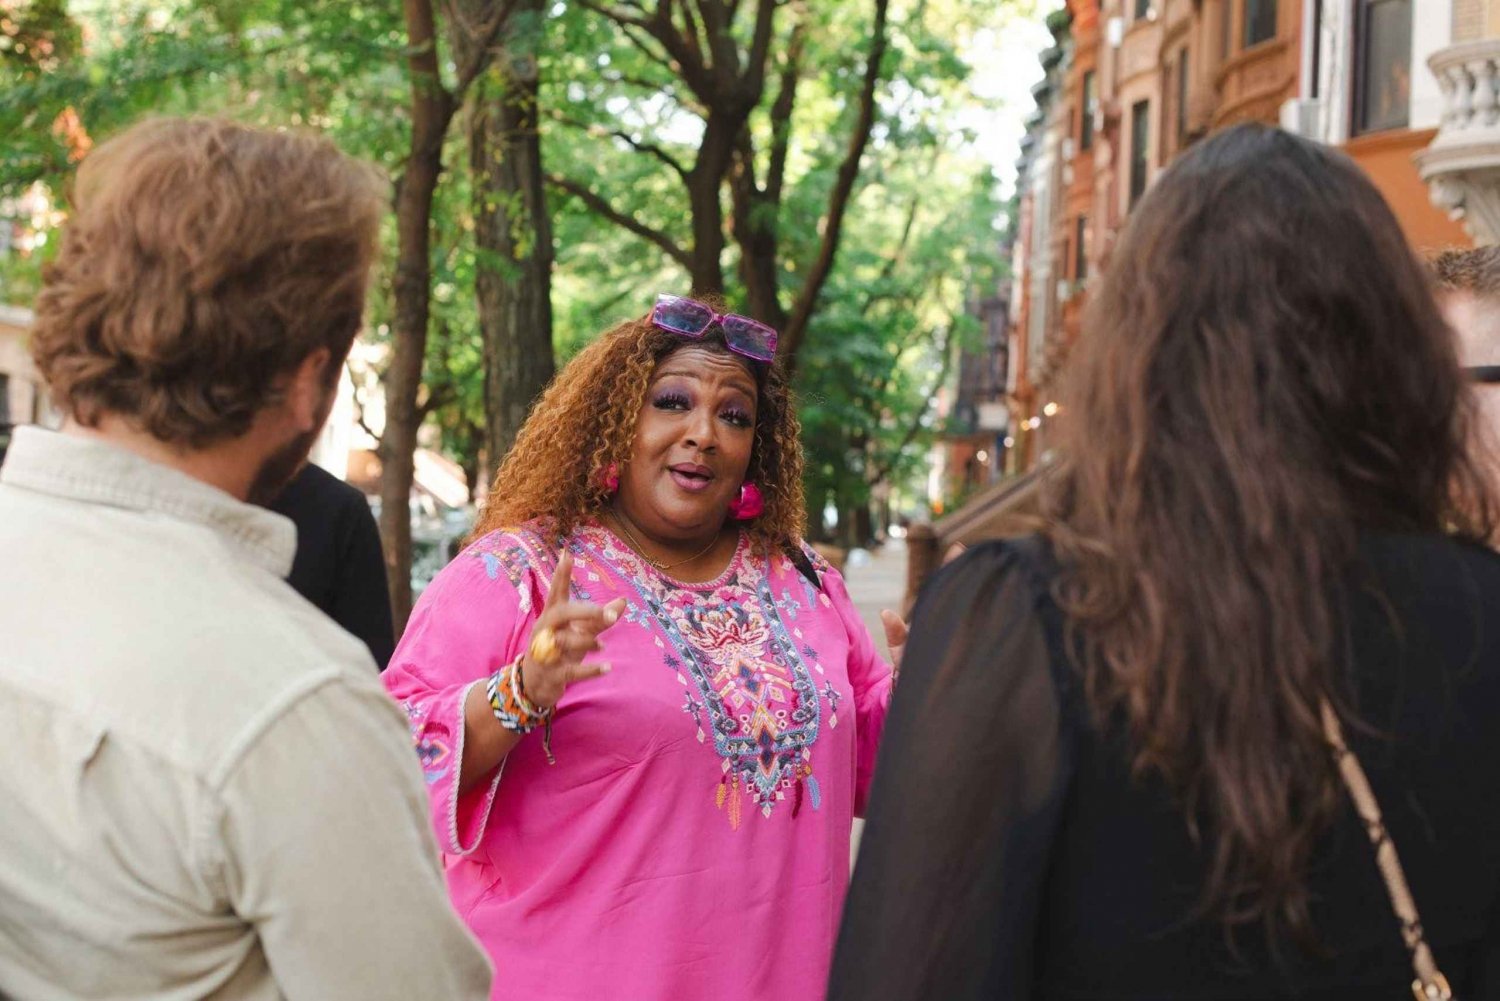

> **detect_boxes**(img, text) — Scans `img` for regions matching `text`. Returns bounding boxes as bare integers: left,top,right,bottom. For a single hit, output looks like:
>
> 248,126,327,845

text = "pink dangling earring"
599,463,620,494
727,482,765,520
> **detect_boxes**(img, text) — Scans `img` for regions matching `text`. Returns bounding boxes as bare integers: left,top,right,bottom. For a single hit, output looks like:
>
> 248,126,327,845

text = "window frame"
1176,48,1191,144
1080,69,1097,151
1242,0,1276,48
1074,215,1088,283
1350,0,1413,136
1129,99,1151,209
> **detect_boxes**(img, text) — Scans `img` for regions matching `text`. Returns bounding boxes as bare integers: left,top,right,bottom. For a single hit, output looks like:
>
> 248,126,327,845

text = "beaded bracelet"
486,657,556,764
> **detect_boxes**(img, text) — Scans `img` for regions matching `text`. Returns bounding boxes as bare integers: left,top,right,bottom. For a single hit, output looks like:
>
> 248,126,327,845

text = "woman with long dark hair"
828,125,1500,999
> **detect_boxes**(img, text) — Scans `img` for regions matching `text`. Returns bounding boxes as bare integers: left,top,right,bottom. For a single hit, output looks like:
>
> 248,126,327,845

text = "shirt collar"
0,426,297,576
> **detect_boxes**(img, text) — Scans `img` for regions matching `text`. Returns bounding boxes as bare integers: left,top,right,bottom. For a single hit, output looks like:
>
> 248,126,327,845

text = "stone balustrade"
1417,39,1500,243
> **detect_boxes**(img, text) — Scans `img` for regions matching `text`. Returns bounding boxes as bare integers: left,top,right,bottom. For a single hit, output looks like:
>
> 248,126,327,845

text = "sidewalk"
840,538,907,646
835,538,908,863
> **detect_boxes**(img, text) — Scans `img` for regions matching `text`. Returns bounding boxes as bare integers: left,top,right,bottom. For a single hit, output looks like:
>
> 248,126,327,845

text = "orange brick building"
1004,0,1494,474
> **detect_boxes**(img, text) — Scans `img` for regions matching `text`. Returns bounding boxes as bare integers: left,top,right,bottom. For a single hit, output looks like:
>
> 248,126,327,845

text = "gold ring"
528,626,562,667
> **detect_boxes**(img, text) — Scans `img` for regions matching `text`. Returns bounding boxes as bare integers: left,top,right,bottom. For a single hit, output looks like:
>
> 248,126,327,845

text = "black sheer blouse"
829,534,1500,1000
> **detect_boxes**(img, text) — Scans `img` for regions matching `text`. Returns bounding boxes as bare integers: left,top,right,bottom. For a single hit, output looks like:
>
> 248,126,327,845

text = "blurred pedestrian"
383,297,904,1000
268,460,395,669
0,117,489,1000
830,125,1500,1000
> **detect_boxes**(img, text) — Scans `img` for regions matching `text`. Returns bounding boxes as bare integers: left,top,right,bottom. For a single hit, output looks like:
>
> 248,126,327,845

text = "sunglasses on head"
650,294,778,363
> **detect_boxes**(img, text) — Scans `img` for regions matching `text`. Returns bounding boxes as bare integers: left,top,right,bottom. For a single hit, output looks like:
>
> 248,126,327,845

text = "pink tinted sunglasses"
650,294,779,363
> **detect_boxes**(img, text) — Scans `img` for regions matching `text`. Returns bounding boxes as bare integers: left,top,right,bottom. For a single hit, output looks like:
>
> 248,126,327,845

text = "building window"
1135,0,1152,19
1162,60,1175,162
1244,0,1276,47
1129,99,1150,208
1353,0,1412,135
1080,70,1096,151
1176,49,1190,143
1059,237,1071,300
1074,216,1088,282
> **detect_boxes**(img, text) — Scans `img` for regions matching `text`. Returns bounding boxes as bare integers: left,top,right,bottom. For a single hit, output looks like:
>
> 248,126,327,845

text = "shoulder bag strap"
783,541,823,591
1320,699,1454,1001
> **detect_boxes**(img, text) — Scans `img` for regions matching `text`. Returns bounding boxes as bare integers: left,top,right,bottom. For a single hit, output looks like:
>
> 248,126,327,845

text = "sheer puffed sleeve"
827,539,1075,1001
383,534,546,856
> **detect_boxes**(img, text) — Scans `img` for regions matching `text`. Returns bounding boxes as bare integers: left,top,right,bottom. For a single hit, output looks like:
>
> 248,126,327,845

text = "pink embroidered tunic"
383,521,893,1001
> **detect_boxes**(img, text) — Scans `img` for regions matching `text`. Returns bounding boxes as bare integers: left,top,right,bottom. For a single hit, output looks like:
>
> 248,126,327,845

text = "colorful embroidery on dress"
465,525,575,613
576,526,831,827
470,534,538,613
404,702,453,784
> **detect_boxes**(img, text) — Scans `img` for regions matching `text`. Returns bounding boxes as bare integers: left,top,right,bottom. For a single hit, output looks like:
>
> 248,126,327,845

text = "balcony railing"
1417,39,1500,243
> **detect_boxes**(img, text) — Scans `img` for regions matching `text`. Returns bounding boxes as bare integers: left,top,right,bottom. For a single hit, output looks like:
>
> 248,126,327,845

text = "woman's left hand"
879,609,908,676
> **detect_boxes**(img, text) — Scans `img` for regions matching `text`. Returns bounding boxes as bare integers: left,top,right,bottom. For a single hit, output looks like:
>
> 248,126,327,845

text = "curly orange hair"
473,315,806,551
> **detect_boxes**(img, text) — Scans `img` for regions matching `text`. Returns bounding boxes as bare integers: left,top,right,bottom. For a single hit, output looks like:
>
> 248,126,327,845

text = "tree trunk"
732,11,804,329
852,503,874,548
470,0,555,470
384,0,456,629
685,111,742,296
731,138,788,329
775,0,891,377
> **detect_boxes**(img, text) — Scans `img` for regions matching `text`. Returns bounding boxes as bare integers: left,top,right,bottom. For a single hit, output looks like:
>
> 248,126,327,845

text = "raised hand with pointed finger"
519,551,627,709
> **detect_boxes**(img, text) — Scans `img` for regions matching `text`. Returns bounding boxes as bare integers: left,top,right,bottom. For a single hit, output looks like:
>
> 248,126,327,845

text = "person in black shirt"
830,125,1500,1000
269,462,394,670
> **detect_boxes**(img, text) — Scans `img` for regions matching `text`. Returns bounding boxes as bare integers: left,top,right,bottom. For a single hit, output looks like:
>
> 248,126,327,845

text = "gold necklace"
610,511,722,572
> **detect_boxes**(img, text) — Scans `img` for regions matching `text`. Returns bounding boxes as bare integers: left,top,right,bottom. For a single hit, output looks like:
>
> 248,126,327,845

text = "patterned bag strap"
1319,699,1454,1001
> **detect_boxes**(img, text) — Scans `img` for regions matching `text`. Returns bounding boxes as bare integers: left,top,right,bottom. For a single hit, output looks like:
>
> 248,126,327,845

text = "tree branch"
548,110,690,178
740,0,779,100
694,0,740,81
870,323,955,486
615,22,684,78
778,0,890,374
677,0,712,75
764,7,806,205
547,173,692,266
580,0,712,98
443,0,521,97
348,361,384,447
416,383,456,422
601,69,701,114
575,0,655,29
862,189,923,313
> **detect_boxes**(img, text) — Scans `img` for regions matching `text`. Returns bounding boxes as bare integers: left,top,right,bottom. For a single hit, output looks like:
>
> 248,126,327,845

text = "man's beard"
247,425,322,507
246,381,337,506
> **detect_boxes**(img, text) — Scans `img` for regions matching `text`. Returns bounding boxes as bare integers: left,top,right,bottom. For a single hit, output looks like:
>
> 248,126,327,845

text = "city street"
842,538,908,648
838,538,907,863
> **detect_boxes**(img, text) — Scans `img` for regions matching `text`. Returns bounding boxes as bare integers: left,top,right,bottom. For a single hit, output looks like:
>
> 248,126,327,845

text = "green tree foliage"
544,0,1007,542
0,0,1012,562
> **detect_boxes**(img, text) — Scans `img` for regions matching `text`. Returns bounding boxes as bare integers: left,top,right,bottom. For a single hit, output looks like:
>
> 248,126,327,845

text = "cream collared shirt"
0,428,491,1000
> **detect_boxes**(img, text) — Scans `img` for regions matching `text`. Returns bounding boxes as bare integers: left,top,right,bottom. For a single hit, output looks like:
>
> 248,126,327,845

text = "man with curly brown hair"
0,118,489,1000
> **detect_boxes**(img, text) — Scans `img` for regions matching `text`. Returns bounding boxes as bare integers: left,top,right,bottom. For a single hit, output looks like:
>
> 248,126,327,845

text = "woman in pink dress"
384,296,902,1001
